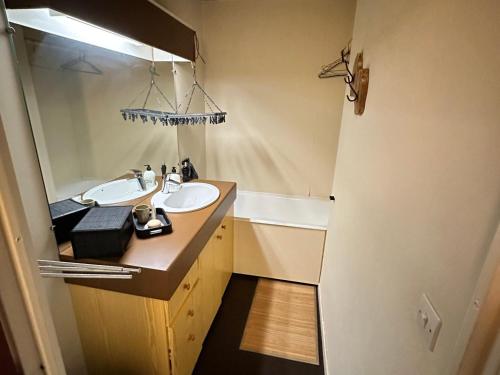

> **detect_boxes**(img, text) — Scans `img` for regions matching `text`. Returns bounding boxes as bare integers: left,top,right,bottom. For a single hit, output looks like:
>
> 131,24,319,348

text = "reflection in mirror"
12,24,180,204
174,62,207,179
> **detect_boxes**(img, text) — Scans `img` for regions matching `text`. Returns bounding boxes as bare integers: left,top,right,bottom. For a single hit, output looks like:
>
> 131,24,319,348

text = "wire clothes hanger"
60,50,102,75
318,43,350,79
318,42,358,102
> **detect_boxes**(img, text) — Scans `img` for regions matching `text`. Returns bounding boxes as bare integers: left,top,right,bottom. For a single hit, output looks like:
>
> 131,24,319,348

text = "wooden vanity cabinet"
69,213,234,375
197,213,233,339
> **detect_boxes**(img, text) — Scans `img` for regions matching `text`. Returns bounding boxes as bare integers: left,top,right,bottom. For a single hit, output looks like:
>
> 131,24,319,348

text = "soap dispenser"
143,164,156,188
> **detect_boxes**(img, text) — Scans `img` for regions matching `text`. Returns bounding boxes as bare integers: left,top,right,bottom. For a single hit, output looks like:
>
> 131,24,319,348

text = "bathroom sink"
82,179,158,205
151,182,220,213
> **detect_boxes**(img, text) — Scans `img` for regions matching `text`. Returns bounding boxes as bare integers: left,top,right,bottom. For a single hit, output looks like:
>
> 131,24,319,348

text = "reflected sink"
151,182,220,213
82,179,158,205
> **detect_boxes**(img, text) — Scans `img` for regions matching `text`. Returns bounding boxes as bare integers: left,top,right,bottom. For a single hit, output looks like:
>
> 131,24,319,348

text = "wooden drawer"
168,283,202,375
168,260,199,323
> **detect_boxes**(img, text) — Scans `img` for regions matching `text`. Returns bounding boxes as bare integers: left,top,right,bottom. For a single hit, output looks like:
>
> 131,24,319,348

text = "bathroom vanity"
58,179,236,375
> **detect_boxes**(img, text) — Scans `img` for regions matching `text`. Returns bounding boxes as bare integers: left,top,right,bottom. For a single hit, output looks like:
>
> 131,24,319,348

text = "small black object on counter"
71,206,133,259
133,208,173,238
161,162,167,179
49,199,91,244
181,157,198,182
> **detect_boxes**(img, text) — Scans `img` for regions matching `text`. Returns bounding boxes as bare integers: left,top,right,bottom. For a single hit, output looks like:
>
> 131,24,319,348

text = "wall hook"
318,47,370,115
343,51,369,113
346,84,358,102
350,52,369,115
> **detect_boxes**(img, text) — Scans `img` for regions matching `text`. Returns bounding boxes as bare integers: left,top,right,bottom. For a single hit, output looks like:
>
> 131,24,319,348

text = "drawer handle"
183,283,191,291
216,235,223,240
221,225,226,230
188,334,195,342
187,309,195,317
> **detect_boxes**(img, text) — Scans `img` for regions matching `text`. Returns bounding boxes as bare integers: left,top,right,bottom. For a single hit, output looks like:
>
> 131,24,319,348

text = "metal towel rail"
37,259,141,279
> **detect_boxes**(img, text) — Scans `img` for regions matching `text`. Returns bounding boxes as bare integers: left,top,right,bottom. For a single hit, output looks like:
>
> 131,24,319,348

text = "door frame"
0,113,66,375
448,222,500,374
0,2,67,373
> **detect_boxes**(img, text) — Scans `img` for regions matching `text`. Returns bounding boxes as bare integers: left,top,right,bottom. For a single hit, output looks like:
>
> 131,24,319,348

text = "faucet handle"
128,169,142,176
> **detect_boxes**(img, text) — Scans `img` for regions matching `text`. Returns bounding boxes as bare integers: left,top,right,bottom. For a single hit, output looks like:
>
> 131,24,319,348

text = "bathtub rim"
236,189,330,203
234,189,331,231
234,217,327,231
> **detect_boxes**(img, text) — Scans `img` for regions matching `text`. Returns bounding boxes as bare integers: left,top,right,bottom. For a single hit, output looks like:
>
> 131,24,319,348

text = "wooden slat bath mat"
240,278,319,365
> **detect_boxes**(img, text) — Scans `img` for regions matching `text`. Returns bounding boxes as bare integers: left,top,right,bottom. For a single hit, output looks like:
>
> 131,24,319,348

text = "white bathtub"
233,190,331,284
234,190,330,230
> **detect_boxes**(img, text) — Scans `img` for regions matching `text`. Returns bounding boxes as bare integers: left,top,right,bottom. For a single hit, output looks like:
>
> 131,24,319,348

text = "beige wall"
31,65,82,190
25,33,179,200
202,0,356,197
155,0,208,177
64,56,178,181
174,61,208,177
319,0,500,374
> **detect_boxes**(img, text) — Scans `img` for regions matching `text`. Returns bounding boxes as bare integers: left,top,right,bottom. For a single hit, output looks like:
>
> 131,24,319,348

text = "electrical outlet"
417,294,442,352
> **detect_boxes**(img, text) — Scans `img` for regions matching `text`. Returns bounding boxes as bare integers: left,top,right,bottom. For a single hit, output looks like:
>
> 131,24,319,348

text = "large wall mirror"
7,8,197,205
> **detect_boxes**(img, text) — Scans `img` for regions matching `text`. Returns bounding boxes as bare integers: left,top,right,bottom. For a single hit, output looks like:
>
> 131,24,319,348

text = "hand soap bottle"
143,164,156,188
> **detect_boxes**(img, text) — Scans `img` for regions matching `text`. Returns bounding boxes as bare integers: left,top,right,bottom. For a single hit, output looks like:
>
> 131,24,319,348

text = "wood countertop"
59,179,236,300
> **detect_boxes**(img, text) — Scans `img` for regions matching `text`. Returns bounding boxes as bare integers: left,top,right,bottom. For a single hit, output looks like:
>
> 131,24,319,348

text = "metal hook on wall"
342,51,359,101
318,46,370,115
346,83,358,102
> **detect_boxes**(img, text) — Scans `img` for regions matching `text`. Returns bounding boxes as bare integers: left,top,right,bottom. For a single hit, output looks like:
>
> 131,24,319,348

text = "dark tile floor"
193,274,325,375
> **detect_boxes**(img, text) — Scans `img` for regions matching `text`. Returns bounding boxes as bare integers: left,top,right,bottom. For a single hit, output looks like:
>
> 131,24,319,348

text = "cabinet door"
220,215,234,292
213,216,233,300
169,284,202,375
69,285,171,375
198,238,220,339
213,230,225,301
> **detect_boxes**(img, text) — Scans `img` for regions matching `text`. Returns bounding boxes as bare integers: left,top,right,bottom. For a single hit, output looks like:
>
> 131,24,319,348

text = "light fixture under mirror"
6,8,189,62
7,15,184,206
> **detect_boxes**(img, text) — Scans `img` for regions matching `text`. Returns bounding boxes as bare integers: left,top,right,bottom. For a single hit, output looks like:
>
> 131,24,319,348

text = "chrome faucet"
128,169,147,191
162,175,181,194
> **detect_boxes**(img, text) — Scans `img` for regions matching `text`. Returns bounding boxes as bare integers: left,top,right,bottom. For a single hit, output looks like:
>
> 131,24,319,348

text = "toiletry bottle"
143,164,156,188
161,163,167,180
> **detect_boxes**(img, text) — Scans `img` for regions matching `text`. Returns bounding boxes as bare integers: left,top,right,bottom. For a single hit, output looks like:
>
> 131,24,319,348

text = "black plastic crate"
49,199,91,244
71,206,133,259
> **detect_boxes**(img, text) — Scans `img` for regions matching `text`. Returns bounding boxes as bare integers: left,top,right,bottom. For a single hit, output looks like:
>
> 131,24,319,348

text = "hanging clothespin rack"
120,34,226,126
120,61,177,125
168,60,226,125
319,43,369,115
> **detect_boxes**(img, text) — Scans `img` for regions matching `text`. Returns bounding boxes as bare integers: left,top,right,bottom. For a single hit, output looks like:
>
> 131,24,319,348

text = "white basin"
82,179,158,205
151,182,220,213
